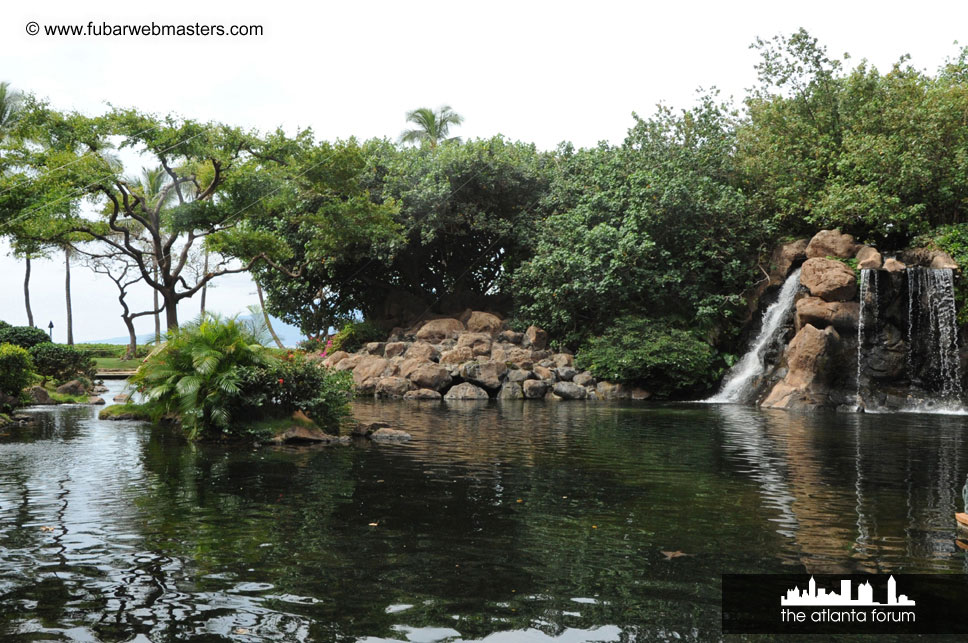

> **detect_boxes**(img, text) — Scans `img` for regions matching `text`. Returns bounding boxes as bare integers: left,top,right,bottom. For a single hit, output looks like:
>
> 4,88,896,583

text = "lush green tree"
245,135,551,334
514,95,762,347
0,343,33,403
399,105,463,148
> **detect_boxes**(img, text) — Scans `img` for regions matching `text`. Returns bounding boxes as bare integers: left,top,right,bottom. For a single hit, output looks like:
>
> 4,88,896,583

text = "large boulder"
573,371,596,387
761,324,840,409
265,425,347,445
596,381,631,400
405,341,440,363
465,311,503,335
770,239,809,283
334,354,363,372
384,342,408,359
498,330,524,344
805,229,858,259
507,347,535,369
364,342,386,356
523,325,549,350
415,318,465,343
930,251,958,270
522,379,549,399
499,382,525,399
855,246,883,270
444,382,489,400
439,346,475,365
375,376,412,398
403,388,442,400
28,386,54,405
800,258,857,302
407,363,452,391
353,356,389,392
795,297,860,331
555,366,578,382
899,248,958,269
552,381,587,400
533,365,555,380
323,350,350,367
552,353,574,368
56,380,87,396
459,360,508,390
457,333,493,356
506,369,533,382
883,257,906,273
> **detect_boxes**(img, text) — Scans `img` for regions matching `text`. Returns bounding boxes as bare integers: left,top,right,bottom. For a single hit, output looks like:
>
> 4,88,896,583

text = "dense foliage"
0,343,34,401
28,342,97,383
575,317,720,397
0,325,53,350
131,316,350,440
329,321,385,353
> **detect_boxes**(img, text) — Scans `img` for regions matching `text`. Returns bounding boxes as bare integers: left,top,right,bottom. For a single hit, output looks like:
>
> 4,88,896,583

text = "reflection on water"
3,385,968,641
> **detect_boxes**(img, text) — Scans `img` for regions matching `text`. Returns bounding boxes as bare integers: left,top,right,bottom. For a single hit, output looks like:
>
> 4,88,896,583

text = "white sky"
2,0,967,341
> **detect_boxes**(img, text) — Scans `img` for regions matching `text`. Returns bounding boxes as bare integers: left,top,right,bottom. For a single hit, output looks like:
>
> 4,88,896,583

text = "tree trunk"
122,315,137,361
152,259,161,343
200,250,209,315
164,290,179,330
65,247,74,346
24,256,34,327
256,282,285,349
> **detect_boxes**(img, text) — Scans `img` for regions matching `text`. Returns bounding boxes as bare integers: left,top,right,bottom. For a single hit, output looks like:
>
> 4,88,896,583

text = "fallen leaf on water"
516,499,523,503
661,550,690,560
39,526,55,532
233,628,250,635
368,522,379,527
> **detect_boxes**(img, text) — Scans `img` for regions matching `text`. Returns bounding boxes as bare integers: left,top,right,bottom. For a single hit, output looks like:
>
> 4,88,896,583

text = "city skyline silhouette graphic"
781,576,916,607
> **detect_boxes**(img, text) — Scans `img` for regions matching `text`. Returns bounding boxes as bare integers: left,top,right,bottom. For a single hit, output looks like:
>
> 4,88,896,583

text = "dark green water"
3,381,968,642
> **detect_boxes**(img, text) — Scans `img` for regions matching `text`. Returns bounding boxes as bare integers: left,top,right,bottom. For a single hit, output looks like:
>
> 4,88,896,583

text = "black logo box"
722,574,968,634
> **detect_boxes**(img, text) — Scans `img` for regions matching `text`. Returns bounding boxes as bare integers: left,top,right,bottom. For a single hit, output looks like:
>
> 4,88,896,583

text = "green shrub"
914,224,968,325
75,343,152,359
0,325,53,350
330,321,385,353
0,320,10,331
29,342,97,382
230,354,353,432
0,343,35,403
131,315,273,440
575,317,719,398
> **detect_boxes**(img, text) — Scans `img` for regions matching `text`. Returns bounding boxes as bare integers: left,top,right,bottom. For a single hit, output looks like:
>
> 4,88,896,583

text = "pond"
2,381,968,641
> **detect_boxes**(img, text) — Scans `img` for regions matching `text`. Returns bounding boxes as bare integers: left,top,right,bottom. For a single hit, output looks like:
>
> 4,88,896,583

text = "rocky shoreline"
323,312,651,402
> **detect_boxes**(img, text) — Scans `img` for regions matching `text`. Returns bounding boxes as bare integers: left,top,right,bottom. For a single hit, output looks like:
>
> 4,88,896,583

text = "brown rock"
507,369,533,382
883,257,906,273
523,325,549,350
522,379,549,399
407,363,452,391
459,360,508,390
405,341,439,362
761,324,840,409
28,386,54,405
353,356,389,392
533,365,555,380
384,342,408,359
465,311,503,334
553,381,587,399
770,239,809,283
444,382,490,400
334,354,363,372
324,350,350,368
113,393,130,403
930,250,958,270
805,229,859,259
88,396,106,405
499,382,525,399
573,371,596,387
498,330,524,344
56,379,87,396
439,347,475,365
364,342,386,356
596,381,631,400
375,376,412,398
552,353,574,368
631,388,652,400
370,427,412,442
795,296,860,331
507,347,535,369
415,318,465,343
855,246,883,270
457,333,493,356
490,344,510,363
800,257,857,302
403,388,442,400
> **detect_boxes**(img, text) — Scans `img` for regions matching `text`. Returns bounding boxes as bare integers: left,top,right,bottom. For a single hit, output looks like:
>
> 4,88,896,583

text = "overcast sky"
3,0,967,342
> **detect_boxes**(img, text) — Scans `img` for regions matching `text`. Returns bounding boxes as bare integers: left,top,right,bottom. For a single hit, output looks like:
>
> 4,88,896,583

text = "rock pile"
324,311,647,401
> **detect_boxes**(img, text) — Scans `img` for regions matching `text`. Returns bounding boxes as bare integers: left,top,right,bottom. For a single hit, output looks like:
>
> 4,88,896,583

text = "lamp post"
48,321,54,341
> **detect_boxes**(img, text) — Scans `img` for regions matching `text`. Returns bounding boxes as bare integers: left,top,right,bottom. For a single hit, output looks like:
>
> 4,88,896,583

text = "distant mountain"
80,314,306,347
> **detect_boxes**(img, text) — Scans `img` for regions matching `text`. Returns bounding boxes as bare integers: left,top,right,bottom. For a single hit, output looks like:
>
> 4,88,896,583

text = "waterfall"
856,269,870,402
904,267,963,411
706,268,801,403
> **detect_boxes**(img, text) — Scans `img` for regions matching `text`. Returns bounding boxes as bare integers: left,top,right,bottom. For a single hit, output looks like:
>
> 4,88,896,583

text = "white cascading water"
706,268,802,403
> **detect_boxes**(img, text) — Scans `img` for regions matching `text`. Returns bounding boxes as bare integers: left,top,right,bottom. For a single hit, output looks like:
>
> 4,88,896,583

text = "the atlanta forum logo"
780,575,916,624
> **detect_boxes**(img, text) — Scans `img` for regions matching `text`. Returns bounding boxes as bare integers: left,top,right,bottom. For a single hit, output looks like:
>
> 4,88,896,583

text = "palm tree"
399,105,464,148
64,244,74,345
